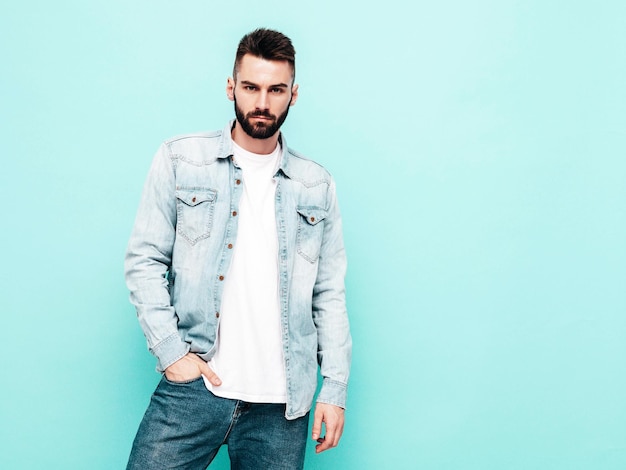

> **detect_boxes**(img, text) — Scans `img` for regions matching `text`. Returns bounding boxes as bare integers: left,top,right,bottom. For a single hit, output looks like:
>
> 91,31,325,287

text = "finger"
329,410,344,448
315,410,344,453
315,417,333,453
198,360,221,386
311,407,324,441
315,436,333,454
185,353,221,385
321,417,339,451
331,419,344,447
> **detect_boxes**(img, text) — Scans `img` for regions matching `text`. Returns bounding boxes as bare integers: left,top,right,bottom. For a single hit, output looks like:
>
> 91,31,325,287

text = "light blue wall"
2,1,625,468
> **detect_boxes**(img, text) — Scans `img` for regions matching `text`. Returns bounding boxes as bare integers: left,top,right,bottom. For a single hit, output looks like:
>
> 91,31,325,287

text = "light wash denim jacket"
125,121,351,419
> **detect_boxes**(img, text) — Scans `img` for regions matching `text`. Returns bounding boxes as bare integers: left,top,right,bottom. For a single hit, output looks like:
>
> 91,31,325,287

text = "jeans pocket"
176,187,217,245
162,375,204,386
296,206,326,263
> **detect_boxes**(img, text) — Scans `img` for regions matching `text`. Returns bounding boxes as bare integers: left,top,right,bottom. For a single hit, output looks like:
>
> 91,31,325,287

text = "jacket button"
219,275,224,281
227,243,233,249
235,179,241,185
192,197,196,203
216,312,220,318
310,217,315,222
232,211,237,216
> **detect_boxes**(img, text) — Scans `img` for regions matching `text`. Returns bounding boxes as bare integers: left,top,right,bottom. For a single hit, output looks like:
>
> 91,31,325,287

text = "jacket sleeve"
124,143,190,372
313,177,352,408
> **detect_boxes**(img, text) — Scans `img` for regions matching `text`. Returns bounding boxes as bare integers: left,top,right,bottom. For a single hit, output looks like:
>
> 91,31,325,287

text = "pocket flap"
176,188,217,207
297,206,327,226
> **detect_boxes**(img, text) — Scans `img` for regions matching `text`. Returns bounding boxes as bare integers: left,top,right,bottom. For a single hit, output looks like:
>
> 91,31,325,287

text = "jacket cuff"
316,378,348,409
151,333,190,372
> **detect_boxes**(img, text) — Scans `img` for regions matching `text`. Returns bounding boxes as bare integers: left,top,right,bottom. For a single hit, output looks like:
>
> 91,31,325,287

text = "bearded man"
124,28,351,469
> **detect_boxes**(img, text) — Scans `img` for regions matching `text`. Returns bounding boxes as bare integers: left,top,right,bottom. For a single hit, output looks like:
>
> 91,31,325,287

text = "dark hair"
233,28,296,81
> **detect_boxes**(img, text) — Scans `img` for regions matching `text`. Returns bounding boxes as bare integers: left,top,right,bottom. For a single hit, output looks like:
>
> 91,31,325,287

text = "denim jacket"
125,121,351,419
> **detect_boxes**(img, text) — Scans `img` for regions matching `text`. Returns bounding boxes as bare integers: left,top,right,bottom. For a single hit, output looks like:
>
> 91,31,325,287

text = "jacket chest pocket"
176,187,217,244
296,206,327,263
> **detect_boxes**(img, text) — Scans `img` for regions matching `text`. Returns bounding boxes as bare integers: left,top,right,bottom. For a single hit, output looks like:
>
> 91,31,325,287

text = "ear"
290,84,299,106
226,77,235,101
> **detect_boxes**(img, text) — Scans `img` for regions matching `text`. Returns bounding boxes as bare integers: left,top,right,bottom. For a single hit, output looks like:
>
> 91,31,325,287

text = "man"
124,28,351,469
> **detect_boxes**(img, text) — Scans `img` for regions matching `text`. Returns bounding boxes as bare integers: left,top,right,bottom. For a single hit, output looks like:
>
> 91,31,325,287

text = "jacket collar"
218,120,295,179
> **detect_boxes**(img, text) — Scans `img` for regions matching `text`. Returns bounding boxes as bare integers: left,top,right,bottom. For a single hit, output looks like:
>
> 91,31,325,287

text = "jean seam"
221,400,245,446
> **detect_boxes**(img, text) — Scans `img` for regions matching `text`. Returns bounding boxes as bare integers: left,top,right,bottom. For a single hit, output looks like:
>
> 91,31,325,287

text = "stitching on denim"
171,153,220,167
164,131,221,145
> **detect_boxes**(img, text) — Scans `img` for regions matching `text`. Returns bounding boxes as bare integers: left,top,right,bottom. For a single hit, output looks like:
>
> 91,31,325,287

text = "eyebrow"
240,80,289,89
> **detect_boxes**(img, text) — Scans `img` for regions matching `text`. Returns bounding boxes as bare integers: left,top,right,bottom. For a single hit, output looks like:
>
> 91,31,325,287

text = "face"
227,54,298,140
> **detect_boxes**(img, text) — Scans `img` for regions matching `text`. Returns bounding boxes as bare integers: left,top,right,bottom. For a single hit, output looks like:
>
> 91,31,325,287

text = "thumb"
199,361,222,386
311,406,323,440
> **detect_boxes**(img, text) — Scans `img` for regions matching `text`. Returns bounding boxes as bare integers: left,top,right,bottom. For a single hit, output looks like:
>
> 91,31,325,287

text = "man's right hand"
164,353,222,386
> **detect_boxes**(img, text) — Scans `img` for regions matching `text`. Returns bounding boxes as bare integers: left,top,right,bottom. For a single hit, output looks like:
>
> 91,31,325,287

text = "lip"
251,115,272,120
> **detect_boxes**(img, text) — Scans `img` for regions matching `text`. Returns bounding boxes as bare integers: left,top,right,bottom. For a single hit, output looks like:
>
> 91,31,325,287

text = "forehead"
236,54,293,84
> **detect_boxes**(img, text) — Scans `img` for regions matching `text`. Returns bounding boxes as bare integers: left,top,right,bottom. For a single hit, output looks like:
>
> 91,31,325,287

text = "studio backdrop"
1,1,625,469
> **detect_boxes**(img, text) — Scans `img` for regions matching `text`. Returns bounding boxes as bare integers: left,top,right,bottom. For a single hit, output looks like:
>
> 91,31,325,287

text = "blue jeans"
127,377,309,469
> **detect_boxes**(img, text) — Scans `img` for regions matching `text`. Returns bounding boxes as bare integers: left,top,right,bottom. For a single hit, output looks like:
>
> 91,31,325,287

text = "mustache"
247,110,275,119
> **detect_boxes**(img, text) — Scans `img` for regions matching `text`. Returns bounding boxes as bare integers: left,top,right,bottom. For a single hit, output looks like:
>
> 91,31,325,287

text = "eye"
244,85,257,91
270,87,284,94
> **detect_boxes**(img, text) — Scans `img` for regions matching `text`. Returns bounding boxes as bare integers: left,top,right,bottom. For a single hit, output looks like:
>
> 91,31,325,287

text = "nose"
255,90,269,111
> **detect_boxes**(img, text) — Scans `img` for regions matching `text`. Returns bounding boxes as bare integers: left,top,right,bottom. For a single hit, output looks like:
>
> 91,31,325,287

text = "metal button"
228,243,233,249
236,179,241,185
192,197,196,203
310,217,315,222
216,312,220,318
232,211,237,216
219,275,224,281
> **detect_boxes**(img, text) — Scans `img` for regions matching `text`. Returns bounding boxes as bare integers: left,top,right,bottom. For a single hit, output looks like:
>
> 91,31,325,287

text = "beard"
234,96,290,140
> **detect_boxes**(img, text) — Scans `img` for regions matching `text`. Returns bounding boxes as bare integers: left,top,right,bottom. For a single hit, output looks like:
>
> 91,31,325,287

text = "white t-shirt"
204,141,287,403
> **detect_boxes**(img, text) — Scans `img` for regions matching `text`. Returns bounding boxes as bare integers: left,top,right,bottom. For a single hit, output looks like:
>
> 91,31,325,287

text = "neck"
231,122,280,155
